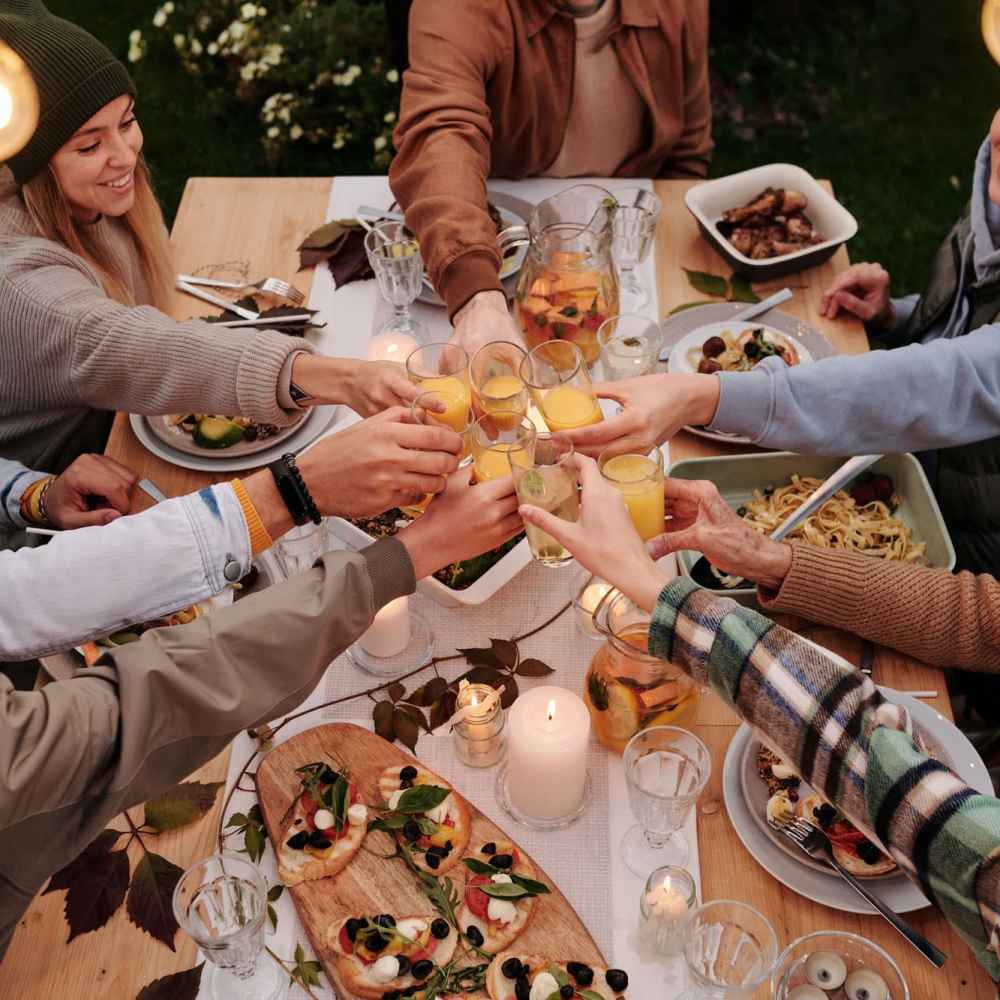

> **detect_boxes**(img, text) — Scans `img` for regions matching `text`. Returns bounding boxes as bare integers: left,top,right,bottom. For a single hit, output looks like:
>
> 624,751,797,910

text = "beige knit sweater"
760,542,1000,672
0,189,306,472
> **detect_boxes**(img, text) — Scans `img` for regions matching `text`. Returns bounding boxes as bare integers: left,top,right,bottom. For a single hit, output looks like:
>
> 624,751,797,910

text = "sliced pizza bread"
486,952,629,1000
797,794,896,877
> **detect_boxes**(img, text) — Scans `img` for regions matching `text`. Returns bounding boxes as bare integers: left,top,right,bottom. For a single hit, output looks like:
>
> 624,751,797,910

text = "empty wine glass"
364,220,426,341
679,900,778,999
622,725,711,876
173,853,288,1000
612,187,661,310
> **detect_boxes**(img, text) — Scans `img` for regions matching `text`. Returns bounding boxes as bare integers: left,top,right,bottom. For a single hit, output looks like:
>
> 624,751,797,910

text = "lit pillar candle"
368,331,420,363
358,596,411,657
507,686,589,820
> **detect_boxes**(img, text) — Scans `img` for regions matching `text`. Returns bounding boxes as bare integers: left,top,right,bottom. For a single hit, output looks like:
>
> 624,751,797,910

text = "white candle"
358,597,411,657
646,876,688,919
506,686,590,820
368,331,420,363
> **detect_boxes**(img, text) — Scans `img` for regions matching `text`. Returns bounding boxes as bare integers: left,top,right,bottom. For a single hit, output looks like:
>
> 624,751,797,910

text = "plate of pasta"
668,321,815,375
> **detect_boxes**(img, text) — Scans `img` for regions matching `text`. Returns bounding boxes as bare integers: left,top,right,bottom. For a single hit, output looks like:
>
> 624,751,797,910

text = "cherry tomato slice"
337,924,353,954
465,875,491,919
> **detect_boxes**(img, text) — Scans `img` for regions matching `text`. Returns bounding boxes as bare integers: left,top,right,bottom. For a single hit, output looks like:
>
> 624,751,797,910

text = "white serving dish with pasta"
668,452,956,607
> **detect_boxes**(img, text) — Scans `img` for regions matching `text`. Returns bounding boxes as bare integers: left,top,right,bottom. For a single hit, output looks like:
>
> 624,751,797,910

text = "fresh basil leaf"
369,814,408,832
480,882,531,899
331,775,350,828
579,991,606,1000
394,784,450,814
511,872,551,895
546,964,570,988
417,817,438,835
462,858,496,876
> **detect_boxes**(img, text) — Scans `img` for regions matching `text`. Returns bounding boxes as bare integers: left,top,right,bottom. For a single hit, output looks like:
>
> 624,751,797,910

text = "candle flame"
662,875,672,893
547,699,556,722
471,693,479,707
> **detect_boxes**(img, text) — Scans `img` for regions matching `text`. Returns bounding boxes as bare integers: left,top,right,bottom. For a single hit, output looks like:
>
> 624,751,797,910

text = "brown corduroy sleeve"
757,542,1000,672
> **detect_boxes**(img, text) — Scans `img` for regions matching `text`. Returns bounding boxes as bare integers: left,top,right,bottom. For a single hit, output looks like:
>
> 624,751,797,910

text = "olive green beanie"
0,0,135,184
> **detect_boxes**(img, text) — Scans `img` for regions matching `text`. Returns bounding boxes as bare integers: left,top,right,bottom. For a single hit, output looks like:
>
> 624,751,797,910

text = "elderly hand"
561,373,720,457
518,453,668,611
820,262,893,327
451,290,524,360
648,478,792,591
43,454,138,529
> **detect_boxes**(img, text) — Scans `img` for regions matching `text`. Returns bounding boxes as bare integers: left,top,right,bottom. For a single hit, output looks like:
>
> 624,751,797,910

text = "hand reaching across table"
39,454,139,529
290,356,423,416
451,290,525,360
819,261,894,327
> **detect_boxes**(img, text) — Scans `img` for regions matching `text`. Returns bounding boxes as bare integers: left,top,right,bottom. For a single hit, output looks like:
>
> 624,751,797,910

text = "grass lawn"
49,0,1000,296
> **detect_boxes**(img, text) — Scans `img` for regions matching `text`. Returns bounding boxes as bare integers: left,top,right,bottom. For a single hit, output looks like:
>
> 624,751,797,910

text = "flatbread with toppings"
376,764,471,875
456,840,549,953
276,762,367,887
797,795,896,877
330,913,458,1000
486,952,629,1000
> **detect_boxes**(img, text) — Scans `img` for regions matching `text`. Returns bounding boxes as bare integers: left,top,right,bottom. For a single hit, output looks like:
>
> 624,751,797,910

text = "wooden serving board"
256,723,604,998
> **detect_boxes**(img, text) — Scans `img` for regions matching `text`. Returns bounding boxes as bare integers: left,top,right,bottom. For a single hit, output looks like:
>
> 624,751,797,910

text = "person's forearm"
648,578,1000,981
759,542,1000,672
288,354,365,407
0,457,48,531
711,326,1000,453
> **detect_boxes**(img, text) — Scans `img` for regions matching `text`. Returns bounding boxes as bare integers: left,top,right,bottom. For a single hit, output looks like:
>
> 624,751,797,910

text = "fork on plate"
769,815,946,967
176,274,305,306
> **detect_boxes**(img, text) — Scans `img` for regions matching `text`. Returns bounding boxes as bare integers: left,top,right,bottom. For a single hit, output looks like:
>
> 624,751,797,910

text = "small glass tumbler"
470,411,537,483
598,314,664,380
519,340,603,433
364,221,425,340
453,681,507,768
276,521,327,578
598,444,665,542
172,852,287,1000
612,187,661,310
639,865,698,958
679,900,778,999
470,340,529,427
622,725,711,876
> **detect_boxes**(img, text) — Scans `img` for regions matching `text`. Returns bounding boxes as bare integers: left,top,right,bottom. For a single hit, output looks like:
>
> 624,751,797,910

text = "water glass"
364,221,425,340
172,853,287,1000
470,340,529,426
511,433,579,567
598,314,664,380
470,411,537,483
622,725,711,876
519,340,604,433
598,444,665,542
612,187,661,310
680,900,778,999
276,521,327,578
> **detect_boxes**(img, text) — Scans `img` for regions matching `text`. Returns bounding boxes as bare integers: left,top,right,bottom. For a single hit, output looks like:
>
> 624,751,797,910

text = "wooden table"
1,178,991,999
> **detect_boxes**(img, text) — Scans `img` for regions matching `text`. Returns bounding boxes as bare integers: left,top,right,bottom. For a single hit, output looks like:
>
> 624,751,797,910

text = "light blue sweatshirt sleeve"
709,322,1000,454
0,458,48,531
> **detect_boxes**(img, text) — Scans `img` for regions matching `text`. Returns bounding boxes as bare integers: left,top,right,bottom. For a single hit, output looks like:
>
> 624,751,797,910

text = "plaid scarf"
650,577,1000,981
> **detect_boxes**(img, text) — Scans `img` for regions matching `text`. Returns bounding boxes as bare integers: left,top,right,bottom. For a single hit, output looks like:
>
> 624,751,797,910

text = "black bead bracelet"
268,452,322,526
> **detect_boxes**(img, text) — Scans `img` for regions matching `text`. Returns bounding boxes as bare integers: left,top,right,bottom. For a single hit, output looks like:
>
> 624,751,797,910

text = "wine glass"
598,314,664,380
622,725,710,875
364,220,426,341
612,187,661,310
679,900,778,999
172,853,288,1000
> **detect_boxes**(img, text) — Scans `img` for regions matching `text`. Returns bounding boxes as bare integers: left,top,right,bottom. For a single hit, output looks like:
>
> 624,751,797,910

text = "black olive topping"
501,957,524,979
411,959,433,980
402,819,422,842
560,986,575,999
345,917,362,941
368,932,388,953
308,830,331,849
858,839,883,864
431,918,450,940
427,844,449,857
491,853,513,869
514,976,531,1000
400,765,418,781
481,841,497,855
375,913,396,927
465,925,484,947
394,954,411,976
605,969,629,991
400,778,414,790
425,852,440,869
321,765,338,784
286,831,310,850
567,962,593,986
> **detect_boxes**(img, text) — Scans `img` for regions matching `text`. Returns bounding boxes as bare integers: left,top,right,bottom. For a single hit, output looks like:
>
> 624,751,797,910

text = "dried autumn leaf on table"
393,708,421,753
135,964,204,1000
683,268,729,299
373,698,395,743
490,637,519,669
127,851,184,950
516,658,555,677
296,218,373,287
430,689,458,730
143,780,223,833
407,676,448,707
457,643,504,670
500,676,519,708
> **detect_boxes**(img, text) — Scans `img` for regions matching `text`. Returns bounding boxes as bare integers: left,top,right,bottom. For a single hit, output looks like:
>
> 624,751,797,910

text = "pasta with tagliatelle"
741,474,926,563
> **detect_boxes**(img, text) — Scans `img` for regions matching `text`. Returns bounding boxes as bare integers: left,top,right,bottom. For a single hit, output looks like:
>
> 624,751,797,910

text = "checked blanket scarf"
650,578,1000,982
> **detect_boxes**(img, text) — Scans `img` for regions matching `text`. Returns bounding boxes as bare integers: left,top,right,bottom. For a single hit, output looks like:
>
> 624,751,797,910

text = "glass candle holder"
453,682,507,768
519,340,604,433
572,572,614,639
639,865,697,958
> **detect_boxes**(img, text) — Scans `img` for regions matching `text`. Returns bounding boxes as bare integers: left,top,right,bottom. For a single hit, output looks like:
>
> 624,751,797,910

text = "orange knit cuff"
230,478,273,555
19,475,54,526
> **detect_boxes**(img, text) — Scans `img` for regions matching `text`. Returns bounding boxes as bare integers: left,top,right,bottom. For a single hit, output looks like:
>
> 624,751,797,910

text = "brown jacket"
0,539,413,958
390,0,712,317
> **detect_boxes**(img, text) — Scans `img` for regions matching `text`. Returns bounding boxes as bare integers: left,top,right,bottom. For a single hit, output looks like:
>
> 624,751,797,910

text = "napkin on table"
296,218,373,288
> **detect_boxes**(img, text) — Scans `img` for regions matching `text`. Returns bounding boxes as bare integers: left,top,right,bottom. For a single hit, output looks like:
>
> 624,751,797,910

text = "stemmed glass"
612,187,661,310
598,314,664,380
275,521,327,578
622,725,710,875
679,900,778,999
172,853,288,1000
364,220,425,341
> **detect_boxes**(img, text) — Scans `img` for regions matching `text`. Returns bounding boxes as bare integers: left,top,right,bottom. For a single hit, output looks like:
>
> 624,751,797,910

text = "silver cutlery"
138,478,168,504
176,281,259,320
176,274,305,305
771,816,947,967
214,313,317,329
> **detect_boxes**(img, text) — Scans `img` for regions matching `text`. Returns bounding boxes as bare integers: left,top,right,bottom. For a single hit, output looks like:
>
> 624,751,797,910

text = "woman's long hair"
19,155,174,311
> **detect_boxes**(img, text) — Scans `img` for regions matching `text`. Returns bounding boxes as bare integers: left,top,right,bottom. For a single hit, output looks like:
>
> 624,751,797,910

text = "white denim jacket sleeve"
0,483,252,660
0,457,50,531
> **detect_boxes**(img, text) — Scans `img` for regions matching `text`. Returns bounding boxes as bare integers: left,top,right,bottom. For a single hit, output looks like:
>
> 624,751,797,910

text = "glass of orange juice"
519,340,604,433
405,389,472,516
598,446,665,541
470,341,529,429
405,342,471,431
470,412,536,483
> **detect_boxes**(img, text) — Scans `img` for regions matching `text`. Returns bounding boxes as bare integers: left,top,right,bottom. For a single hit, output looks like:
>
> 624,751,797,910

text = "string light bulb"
0,39,38,161
984,0,1000,66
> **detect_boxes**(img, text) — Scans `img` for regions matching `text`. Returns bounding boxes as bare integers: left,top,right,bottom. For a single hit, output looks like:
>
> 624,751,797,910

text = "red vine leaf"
387,682,406,703
136,963,204,1000
468,665,504,687
373,699,395,743
500,676,519,708
430,690,458,730
395,703,430,733
143,781,224,833
127,852,183,950
46,835,130,943
406,677,448,707
393,709,421,753
44,829,124,895
516,658,556,677
490,638,519,670
457,645,503,670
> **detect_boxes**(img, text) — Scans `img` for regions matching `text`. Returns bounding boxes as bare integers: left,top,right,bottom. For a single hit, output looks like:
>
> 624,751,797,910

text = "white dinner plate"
667,320,816,376
130,404,338,473
723,683,993,914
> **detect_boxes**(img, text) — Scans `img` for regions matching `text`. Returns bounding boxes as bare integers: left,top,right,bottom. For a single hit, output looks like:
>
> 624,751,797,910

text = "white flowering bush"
130,0,399,169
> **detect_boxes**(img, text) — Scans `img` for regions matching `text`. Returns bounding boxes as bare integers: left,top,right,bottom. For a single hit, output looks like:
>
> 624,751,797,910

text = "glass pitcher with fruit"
497,184,619,368
584,588,701,754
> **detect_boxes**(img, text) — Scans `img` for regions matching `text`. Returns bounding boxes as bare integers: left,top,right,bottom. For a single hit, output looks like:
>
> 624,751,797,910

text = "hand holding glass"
511,433,579,567
520,340,603,432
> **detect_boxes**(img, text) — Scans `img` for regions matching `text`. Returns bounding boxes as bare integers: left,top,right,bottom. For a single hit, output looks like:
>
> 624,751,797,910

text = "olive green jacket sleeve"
0,537,414,957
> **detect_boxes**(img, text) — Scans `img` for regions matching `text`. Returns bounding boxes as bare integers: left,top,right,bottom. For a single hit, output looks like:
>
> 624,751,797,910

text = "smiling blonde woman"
0,1,419,480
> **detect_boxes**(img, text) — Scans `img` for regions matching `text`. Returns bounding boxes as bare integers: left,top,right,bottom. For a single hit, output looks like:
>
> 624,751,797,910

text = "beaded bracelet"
267,453,322,526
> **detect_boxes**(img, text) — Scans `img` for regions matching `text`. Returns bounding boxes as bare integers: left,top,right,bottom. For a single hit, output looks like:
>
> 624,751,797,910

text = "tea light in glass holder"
452,680,507,768
573,573,614,639
639,865,697,957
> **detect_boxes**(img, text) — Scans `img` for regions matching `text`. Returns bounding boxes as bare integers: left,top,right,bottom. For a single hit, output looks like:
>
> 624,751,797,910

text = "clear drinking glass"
364,221,425,340
405,341,471,414
598,314,664,380
612,187,661,310
511,433,579,567
622,725,711,875
470,411,537,483
172,853,287,1000
519,340,604,433
598,444,665,542
679,900,778,1000
275,521,327,578
470,340,529,427
404,389,472,516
